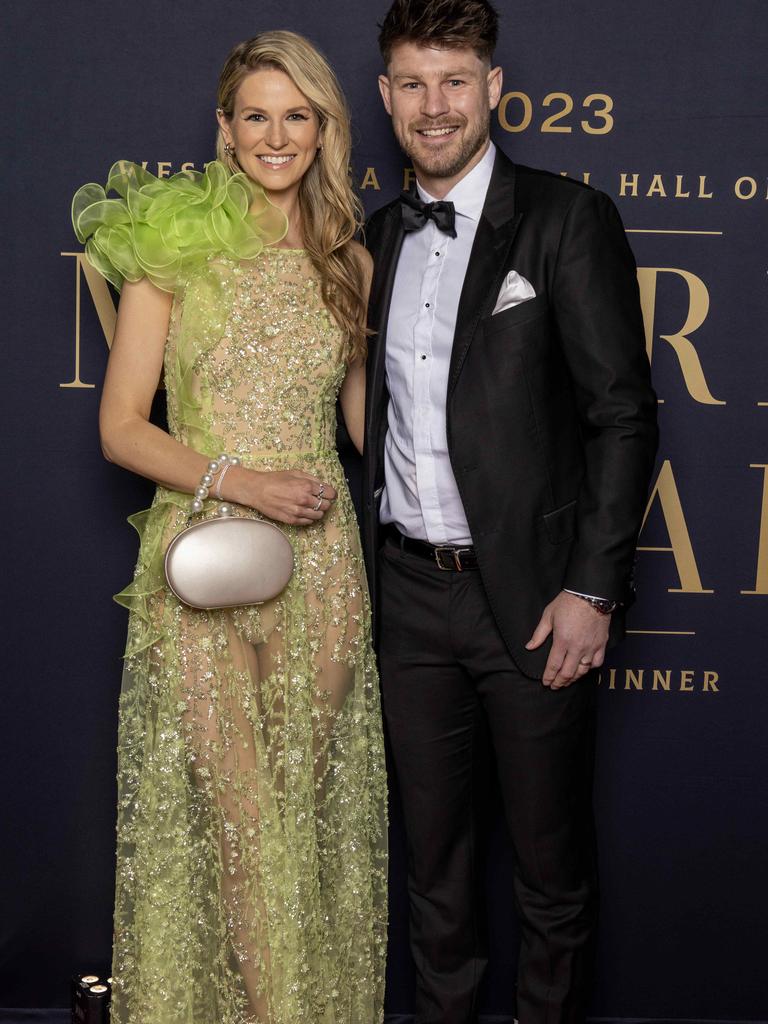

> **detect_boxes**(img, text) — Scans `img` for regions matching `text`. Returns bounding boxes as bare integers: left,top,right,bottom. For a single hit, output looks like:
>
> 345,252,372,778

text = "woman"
72,31,386,1024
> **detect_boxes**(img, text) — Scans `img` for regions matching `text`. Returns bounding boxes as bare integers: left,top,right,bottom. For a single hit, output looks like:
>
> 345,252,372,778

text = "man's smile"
415,125,460,140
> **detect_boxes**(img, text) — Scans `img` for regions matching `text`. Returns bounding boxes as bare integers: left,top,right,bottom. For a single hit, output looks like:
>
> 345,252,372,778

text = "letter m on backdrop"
60,252,117,389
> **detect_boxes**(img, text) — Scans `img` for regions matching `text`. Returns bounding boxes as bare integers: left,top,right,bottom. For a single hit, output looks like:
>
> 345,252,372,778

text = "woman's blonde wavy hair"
216,31,368,363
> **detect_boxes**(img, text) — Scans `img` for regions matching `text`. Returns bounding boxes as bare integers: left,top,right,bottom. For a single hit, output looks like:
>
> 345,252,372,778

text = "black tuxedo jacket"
362,149,658,678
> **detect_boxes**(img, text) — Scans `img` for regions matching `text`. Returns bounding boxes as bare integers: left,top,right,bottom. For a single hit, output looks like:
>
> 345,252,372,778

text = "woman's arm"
339,359,366,455
100,278,335,525
338,244,373,456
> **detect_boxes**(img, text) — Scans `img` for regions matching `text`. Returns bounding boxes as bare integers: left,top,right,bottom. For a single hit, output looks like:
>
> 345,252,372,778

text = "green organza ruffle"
115,491,187,655
72,160,287,292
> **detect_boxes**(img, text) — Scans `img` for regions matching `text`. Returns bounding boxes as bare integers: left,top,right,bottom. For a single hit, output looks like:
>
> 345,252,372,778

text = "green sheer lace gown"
73,163,387,1024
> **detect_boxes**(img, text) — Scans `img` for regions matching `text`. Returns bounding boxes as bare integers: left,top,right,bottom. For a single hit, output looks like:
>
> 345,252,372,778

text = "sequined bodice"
165,247,345,458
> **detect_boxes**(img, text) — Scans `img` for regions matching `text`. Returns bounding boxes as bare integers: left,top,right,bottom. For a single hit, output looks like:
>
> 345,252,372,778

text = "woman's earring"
224,142,234,155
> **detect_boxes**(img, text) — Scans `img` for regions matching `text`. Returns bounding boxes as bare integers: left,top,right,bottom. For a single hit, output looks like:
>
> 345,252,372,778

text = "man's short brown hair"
378,0,499,66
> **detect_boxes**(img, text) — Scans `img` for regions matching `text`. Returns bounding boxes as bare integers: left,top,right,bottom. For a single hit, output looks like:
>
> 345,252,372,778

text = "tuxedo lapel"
368,204,405,412
448,153,522,394
368,204,405,340
366,204,405,483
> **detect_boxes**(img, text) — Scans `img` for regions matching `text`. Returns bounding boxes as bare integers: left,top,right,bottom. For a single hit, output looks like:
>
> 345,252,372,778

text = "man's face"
379,42,502,190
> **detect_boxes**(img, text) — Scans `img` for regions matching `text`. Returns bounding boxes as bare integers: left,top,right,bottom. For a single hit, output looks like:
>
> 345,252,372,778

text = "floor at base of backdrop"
2,1012,766,1024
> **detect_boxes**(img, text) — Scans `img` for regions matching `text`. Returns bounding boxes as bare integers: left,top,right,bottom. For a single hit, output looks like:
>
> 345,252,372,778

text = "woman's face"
219,68,321,204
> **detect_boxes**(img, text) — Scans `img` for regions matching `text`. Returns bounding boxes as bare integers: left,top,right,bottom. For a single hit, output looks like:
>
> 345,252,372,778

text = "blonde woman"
72,31,386,1024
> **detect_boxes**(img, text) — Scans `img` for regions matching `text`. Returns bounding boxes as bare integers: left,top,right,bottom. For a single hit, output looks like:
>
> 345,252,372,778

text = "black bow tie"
399,190,457,238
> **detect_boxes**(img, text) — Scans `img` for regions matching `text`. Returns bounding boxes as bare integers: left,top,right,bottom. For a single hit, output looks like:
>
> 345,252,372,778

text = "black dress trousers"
378,536,599,1024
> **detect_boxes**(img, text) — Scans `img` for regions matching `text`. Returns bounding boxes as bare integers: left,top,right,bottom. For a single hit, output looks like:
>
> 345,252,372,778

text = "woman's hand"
229,467,337,526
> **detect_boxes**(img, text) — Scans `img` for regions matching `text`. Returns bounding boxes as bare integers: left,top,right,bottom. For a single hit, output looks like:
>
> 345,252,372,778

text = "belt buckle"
434,545,467,572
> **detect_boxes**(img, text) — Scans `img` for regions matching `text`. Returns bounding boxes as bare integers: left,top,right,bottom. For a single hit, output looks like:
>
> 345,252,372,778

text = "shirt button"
425,302,430,308
435,251,440,256
420,354,427,360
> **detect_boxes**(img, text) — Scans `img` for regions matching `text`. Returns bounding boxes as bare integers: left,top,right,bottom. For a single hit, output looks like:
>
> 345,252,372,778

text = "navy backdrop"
2,1,767,1021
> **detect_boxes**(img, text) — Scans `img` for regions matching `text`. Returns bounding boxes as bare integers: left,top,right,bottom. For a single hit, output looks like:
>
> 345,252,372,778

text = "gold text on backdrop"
637,268,723,405
497,91,614,135
59,253,116,389
598,668,720,692
638,460,713,595
741,465,768,595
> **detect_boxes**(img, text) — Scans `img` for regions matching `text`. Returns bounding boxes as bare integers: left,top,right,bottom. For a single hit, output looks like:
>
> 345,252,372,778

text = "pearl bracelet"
190,454,240,514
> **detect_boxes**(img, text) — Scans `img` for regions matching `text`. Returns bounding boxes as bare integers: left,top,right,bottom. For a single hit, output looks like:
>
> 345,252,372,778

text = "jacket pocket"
483,294,549,337
542,499,577,544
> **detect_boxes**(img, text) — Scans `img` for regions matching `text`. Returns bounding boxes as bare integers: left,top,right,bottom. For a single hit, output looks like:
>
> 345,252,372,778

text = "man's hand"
525,591,610,689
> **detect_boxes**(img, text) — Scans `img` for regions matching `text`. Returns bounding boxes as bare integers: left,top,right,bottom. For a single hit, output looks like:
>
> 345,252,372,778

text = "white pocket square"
492,270,536,315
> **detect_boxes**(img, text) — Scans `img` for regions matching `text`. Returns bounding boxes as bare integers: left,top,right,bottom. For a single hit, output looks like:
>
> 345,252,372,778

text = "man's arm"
527,186,658,687
554,186,658,600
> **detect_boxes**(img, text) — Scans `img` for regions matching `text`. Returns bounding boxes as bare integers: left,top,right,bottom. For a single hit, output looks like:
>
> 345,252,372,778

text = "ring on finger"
317,484,325,499
312,496,322,512
579,657,592,666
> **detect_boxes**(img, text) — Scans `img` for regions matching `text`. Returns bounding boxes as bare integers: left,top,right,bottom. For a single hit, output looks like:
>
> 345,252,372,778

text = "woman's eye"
287,113,309,121
245,113,266,122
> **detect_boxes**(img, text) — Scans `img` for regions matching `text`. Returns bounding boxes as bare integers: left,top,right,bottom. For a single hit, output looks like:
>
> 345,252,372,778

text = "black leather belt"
388,528,479,571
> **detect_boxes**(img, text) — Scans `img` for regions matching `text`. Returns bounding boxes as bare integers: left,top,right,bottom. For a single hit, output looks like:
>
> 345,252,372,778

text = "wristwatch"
568,593,618,615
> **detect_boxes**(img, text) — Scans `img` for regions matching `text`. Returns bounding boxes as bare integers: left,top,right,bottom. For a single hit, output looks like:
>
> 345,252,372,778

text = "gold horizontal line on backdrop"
626,630,697,636
626,229,724,235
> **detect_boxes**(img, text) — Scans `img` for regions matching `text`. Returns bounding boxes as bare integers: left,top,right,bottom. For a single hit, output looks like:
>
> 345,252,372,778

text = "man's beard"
399,114,490,182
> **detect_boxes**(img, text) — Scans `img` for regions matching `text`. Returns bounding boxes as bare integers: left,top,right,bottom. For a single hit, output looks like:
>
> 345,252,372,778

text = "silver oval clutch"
164,516,294,610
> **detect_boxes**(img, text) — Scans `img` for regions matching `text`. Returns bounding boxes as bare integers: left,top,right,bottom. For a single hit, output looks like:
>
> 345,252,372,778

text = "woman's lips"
256,154,296,167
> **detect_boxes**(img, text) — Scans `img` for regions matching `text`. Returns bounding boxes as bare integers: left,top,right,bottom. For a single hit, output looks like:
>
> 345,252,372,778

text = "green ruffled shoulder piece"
72,160,288,292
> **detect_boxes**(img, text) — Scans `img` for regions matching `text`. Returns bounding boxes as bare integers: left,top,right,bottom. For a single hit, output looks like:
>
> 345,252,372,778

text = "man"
362,1,658,1021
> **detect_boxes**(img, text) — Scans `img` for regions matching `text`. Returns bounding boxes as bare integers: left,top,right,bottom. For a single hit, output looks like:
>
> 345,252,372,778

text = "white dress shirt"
380,142,497,546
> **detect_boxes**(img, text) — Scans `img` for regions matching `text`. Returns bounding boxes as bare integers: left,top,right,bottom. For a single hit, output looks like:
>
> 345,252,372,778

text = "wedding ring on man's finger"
579,658,592,666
